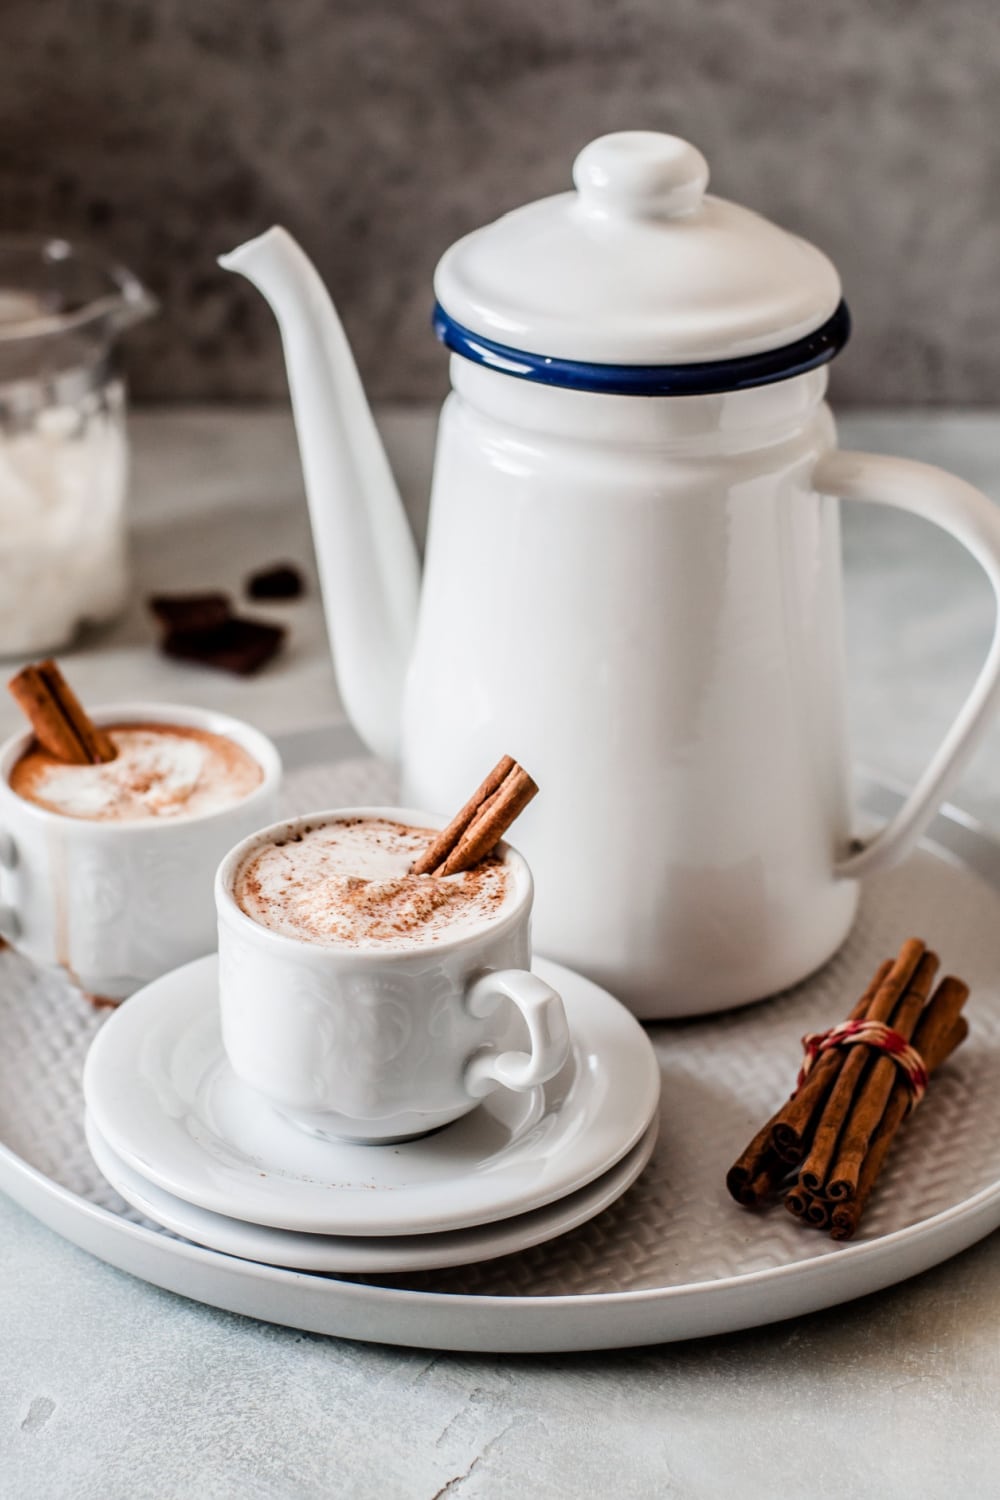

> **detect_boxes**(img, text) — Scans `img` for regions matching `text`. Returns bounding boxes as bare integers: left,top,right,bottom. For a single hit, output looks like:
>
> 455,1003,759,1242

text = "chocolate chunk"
246,563,305,601
148,592,232,634
162,616,286,676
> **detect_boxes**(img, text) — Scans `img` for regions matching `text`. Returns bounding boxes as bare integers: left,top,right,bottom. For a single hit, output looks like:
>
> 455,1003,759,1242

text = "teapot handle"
815,450,1000,879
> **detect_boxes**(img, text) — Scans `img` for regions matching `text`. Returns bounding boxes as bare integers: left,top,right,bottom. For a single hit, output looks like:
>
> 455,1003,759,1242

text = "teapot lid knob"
434,128,843,369
572,131,709,220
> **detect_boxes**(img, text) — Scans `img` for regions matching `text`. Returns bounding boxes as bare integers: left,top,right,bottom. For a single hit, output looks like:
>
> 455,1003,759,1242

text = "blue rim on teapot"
432,298,851,397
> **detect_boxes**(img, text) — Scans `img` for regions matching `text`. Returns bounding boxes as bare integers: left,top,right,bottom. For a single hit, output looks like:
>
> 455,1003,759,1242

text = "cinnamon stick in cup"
8,659,116,765
410,756,538,877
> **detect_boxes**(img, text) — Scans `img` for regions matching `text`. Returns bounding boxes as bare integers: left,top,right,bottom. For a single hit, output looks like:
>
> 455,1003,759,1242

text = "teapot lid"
433,131,848,395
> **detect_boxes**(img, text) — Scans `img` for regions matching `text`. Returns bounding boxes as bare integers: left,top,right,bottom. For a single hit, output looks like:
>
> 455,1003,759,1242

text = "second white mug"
0,701,282,1000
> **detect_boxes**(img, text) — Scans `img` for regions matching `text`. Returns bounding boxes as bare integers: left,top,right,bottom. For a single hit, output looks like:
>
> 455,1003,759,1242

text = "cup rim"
0,700,282,834
216,805,534,963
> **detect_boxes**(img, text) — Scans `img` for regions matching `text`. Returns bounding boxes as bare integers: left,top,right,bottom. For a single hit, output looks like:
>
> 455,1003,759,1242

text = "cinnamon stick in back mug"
0,661,282,1000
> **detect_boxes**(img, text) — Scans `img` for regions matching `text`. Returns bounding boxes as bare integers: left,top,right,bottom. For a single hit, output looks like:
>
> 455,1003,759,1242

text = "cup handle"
0,828,20,940
463,969,571,1099
815,449,1000,879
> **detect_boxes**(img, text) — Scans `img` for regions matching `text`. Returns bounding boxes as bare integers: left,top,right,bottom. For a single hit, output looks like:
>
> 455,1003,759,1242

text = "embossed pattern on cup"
216,808,569,1143
0,702,282,999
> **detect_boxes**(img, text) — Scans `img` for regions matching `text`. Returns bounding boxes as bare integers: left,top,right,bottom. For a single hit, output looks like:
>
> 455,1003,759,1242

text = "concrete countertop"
4,406,1000,1499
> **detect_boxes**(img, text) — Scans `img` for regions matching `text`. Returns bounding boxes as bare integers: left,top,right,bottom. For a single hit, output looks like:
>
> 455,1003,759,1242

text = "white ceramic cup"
216,806,572,1144
0,702,282,1000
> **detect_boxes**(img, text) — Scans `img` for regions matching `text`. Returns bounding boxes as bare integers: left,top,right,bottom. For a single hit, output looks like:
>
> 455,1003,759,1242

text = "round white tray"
2,725,999,1354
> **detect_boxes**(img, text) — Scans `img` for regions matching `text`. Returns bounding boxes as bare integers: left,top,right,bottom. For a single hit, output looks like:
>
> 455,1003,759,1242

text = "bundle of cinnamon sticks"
727,939,969,1239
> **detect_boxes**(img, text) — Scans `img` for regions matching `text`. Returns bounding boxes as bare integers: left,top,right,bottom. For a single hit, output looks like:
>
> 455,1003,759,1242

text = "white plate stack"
82,954,662,1275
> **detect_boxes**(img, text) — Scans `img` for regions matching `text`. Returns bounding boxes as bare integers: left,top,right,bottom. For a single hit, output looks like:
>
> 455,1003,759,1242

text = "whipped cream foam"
9,722,262,822
234,817,515,948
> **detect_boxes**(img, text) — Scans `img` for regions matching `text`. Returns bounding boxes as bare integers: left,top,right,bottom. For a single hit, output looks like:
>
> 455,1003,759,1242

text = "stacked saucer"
82,954,661,1274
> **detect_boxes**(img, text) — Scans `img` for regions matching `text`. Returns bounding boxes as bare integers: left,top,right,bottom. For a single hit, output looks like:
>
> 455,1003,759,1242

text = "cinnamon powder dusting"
9,722,262,821
234,817,514,947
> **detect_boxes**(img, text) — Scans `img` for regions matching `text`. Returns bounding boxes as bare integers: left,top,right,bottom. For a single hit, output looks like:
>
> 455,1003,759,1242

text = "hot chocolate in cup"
216,807,571,1144
9,720,264,822
0,702,282,1000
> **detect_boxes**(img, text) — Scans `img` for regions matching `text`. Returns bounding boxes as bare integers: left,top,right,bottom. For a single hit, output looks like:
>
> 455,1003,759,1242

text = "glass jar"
0,237,155,655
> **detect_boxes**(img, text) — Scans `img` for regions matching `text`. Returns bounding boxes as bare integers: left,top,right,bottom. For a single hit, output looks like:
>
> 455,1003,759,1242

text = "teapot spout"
219,227,420,762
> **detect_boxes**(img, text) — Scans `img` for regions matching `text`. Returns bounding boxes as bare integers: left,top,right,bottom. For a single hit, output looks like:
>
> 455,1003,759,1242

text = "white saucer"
85,1113,658,1273
83,954,661,1237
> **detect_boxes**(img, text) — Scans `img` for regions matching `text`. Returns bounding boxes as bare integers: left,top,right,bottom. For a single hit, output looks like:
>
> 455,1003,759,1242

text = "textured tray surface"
2,756,999,1322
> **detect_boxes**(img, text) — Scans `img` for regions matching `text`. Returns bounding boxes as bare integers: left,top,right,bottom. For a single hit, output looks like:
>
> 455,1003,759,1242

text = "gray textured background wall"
3,0,998,405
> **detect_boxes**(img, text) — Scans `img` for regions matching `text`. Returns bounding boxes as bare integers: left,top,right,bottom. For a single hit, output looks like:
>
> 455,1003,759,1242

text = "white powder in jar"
0,388,130,655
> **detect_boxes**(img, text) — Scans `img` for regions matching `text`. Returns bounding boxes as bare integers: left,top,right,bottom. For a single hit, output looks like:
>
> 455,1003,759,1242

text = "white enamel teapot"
221,131,1000,1019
